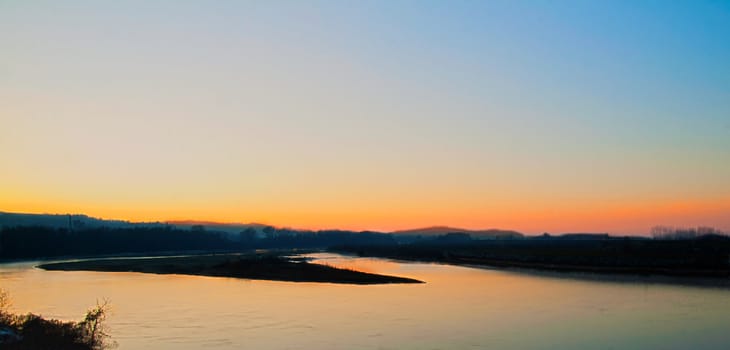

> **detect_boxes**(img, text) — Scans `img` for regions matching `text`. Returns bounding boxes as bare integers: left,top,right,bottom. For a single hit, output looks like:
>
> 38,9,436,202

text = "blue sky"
2,0,729,233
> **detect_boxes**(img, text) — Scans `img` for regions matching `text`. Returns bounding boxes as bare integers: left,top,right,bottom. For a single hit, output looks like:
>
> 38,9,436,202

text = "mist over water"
2,254,729,349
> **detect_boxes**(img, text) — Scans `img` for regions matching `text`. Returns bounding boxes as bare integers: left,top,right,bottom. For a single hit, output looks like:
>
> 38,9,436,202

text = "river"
1,253,729,349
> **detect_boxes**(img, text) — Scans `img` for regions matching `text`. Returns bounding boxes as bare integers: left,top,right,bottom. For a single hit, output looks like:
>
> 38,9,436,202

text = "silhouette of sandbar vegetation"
37,253,423,285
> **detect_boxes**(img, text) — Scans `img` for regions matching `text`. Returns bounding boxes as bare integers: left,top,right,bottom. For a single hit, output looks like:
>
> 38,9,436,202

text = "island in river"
37,253,423,285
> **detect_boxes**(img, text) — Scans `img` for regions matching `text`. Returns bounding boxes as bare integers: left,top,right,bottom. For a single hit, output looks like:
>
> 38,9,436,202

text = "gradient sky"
2,0,729,234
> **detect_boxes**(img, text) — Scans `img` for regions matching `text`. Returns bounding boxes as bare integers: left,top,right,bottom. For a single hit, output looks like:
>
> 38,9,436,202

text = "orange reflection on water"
3,254,730,350
309,254,401,274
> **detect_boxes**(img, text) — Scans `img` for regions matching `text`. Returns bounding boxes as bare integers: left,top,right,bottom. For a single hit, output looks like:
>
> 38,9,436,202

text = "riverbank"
37,253,423,284
448,255,730,278
331,239,730,279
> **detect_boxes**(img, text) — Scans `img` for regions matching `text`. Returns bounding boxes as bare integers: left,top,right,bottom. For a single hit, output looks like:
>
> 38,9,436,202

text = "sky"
2,0,729,234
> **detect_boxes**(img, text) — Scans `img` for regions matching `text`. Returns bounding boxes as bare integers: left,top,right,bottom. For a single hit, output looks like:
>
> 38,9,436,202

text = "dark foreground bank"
0,289,111,350
37,253,423,284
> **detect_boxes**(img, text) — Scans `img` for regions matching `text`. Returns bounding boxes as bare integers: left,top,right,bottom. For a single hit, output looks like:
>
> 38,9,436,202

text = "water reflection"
1,254,729,349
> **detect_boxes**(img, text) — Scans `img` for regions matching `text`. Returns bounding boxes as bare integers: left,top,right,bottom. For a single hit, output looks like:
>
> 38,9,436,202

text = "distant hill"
0,212,271,232
392,226,524,239
0,211,161,230
1,212,524,240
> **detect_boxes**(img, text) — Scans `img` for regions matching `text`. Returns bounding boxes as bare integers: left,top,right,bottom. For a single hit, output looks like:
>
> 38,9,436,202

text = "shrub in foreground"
0,290,113,350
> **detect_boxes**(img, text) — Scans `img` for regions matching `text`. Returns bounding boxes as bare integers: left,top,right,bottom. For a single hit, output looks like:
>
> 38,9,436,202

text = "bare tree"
78,299,115,349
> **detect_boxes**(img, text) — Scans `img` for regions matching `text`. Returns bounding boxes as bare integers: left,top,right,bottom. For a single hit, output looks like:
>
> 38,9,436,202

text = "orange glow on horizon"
3,195,729,235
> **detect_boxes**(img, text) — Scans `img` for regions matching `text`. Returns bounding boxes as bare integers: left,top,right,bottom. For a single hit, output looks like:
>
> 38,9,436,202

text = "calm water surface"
2,253,729,349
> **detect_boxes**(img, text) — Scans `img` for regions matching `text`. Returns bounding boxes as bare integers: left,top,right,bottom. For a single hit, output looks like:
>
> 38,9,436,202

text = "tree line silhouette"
0,225,395,260
2,223,728,274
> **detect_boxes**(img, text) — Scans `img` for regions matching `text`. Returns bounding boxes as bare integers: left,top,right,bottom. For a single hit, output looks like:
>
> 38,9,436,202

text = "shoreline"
450,256,730,278
329,244,730,283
